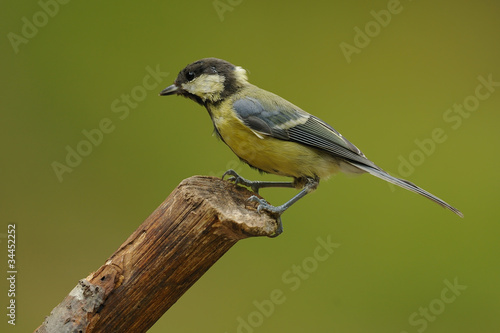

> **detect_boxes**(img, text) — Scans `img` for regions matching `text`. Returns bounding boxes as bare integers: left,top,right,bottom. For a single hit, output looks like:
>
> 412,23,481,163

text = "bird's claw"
222,169,260,193
223,170,283,237
222,169,239,182
248,195,284,215
247,196,283,237
270,216,283,238
247,195,267,213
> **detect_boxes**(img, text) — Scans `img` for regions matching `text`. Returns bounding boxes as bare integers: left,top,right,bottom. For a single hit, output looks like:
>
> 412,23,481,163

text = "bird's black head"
159,58,248,105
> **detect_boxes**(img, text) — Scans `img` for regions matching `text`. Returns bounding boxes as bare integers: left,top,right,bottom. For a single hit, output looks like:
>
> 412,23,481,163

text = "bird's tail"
349,161,463,218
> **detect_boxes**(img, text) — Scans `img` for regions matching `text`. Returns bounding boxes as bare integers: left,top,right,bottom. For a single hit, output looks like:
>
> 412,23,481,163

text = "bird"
160,57,463,224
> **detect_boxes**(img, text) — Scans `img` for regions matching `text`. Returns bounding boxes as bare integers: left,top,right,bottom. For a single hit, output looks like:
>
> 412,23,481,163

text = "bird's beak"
159,84,179,96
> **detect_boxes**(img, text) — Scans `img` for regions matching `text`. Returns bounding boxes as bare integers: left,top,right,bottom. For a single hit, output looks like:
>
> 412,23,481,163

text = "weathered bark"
35,176,279,333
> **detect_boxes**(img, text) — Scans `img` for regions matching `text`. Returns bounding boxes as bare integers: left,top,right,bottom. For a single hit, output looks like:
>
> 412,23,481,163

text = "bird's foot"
247,195,284,236
222,169,262,194
247,195,286,215
222,169,285,237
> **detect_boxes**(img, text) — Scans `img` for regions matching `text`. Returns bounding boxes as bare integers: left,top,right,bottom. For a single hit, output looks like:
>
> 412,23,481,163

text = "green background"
1,0,499,332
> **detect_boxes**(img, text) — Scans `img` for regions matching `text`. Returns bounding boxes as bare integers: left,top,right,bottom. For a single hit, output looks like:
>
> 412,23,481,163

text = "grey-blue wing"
232,95,379,169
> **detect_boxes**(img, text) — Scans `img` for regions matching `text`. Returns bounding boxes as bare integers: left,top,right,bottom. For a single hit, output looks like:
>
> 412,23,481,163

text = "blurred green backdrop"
1,0,499,332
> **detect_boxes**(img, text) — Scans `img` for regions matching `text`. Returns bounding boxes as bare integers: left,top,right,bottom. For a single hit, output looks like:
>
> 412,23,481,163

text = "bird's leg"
223,171,317,236
248,177,319,216
223,169,291,237
222,169,295,194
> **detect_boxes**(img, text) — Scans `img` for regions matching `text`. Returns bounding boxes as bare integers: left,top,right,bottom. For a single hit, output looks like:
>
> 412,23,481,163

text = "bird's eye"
186,71,195,81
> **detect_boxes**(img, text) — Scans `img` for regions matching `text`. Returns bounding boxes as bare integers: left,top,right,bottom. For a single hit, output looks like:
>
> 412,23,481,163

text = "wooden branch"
34,176,279,333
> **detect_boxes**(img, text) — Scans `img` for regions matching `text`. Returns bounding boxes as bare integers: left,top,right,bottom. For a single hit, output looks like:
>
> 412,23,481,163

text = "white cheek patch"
182,74,225,102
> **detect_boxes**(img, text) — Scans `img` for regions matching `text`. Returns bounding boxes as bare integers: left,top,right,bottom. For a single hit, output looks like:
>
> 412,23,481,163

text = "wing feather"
232,96,379,169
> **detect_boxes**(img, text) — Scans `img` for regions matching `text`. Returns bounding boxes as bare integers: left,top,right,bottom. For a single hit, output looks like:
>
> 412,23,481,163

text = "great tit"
160,58,463,220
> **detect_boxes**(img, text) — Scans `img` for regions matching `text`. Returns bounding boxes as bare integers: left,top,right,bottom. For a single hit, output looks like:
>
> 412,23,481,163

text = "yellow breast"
208,101,340,180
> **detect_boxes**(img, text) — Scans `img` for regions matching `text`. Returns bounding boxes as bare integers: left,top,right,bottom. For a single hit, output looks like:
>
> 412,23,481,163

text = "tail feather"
349,162,463,218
